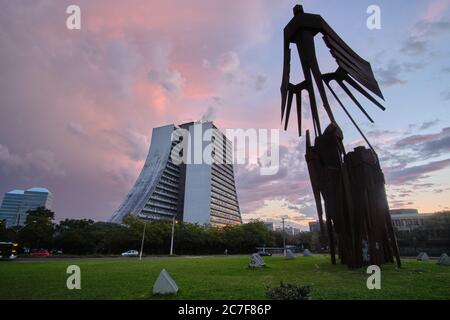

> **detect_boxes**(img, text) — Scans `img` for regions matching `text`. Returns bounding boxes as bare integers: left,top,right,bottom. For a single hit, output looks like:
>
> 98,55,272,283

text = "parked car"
121,250,139,257
258,251,272,256
30,249,50,257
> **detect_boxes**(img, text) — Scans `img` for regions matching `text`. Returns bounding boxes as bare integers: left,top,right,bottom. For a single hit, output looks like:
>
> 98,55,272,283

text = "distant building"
111,122,242,227
390,208,419,215
0,188,53,227
275,226,300,235
309,220,321,233
390,209,432,232
286,226,301,235
264,222,275,231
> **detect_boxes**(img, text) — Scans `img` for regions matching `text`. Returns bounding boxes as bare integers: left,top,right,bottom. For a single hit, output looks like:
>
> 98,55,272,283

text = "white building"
390,209,432,232
111,122,242,227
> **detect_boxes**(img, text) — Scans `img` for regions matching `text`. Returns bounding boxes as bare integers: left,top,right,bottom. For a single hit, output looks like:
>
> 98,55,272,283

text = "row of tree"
2,208,448,255
395,211,450,255
0,207,316,255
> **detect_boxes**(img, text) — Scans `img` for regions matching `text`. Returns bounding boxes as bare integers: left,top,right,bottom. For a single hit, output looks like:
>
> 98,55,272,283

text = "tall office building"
111,122,242,227
308,220,321,233
264,222,275,231
0,187,53,227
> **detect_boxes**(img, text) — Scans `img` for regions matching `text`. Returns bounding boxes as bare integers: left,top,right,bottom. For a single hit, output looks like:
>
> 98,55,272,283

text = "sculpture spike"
325,81,375,152
341,70,386,110
296,92,302,136
336,80,375,123
284,89,294,131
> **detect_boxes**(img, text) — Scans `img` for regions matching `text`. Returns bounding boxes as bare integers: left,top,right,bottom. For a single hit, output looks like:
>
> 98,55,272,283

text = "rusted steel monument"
280,5,401,268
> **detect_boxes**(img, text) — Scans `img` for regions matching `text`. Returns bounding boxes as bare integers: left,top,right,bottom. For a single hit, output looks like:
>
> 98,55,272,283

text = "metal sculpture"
281,5,401,269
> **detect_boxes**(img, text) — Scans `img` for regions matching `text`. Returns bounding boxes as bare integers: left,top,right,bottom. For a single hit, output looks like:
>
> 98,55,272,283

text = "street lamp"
282,217,286,256
170,215,176,256
139,221,147,261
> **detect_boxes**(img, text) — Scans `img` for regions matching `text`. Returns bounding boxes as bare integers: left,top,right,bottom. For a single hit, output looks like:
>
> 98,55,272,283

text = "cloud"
400,38,427,55
235,140,315,228
216,51,268,92
102,129,150,162
104,40,141,99
422,133,450,155
66,121,86,137
0,144,65,178
0,144,23,171
374,60,425,87
218,51,240,74
148,69,184,93
144,43,185,93
401,16,450,55
419,120,440,130
202,59,211,69
406,120,441,133
425,0,450,21
254,74,268,91
394,127,450,157
201,106,217,122
386,158,450,185
442,89,450,101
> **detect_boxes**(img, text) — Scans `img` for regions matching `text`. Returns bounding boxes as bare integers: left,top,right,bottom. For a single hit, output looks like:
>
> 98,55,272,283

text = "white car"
121,250,139,257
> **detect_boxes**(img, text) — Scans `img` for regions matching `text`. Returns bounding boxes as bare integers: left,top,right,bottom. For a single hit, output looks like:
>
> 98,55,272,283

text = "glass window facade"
0,188,53,227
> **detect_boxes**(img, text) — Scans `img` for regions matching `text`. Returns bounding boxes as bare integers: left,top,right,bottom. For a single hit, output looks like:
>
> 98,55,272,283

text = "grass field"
0,255,449,300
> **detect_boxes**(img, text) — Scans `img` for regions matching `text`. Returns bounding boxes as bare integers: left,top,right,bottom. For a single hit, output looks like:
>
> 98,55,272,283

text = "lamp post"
282,217,286,256
170,215,176,256
139,222,147,261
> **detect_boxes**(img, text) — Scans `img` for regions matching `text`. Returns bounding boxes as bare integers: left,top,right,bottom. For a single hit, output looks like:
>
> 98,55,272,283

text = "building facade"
264,222,275,231
308,220,321,233
390,209,432,232
0,187,53,227
275,226,301,235
111,122,242,227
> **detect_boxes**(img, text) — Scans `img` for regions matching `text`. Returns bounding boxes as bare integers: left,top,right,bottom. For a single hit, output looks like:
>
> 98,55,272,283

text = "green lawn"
0,255,449,300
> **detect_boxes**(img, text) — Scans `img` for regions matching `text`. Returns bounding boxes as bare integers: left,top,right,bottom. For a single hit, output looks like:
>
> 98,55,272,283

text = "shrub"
266,282,312,300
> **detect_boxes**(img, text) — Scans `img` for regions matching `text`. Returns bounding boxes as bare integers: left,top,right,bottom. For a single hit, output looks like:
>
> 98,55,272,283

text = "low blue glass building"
0,187,53,227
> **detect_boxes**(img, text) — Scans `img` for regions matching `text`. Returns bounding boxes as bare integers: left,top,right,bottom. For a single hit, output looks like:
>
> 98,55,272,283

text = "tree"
174,222,208,254
9,209,307,255
420,211,450,248
90,222,134,254
395,211,450,254
423,211,450,231
0,220,7,240
18,207,55,249
224,221,276,253
54,219,96,254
